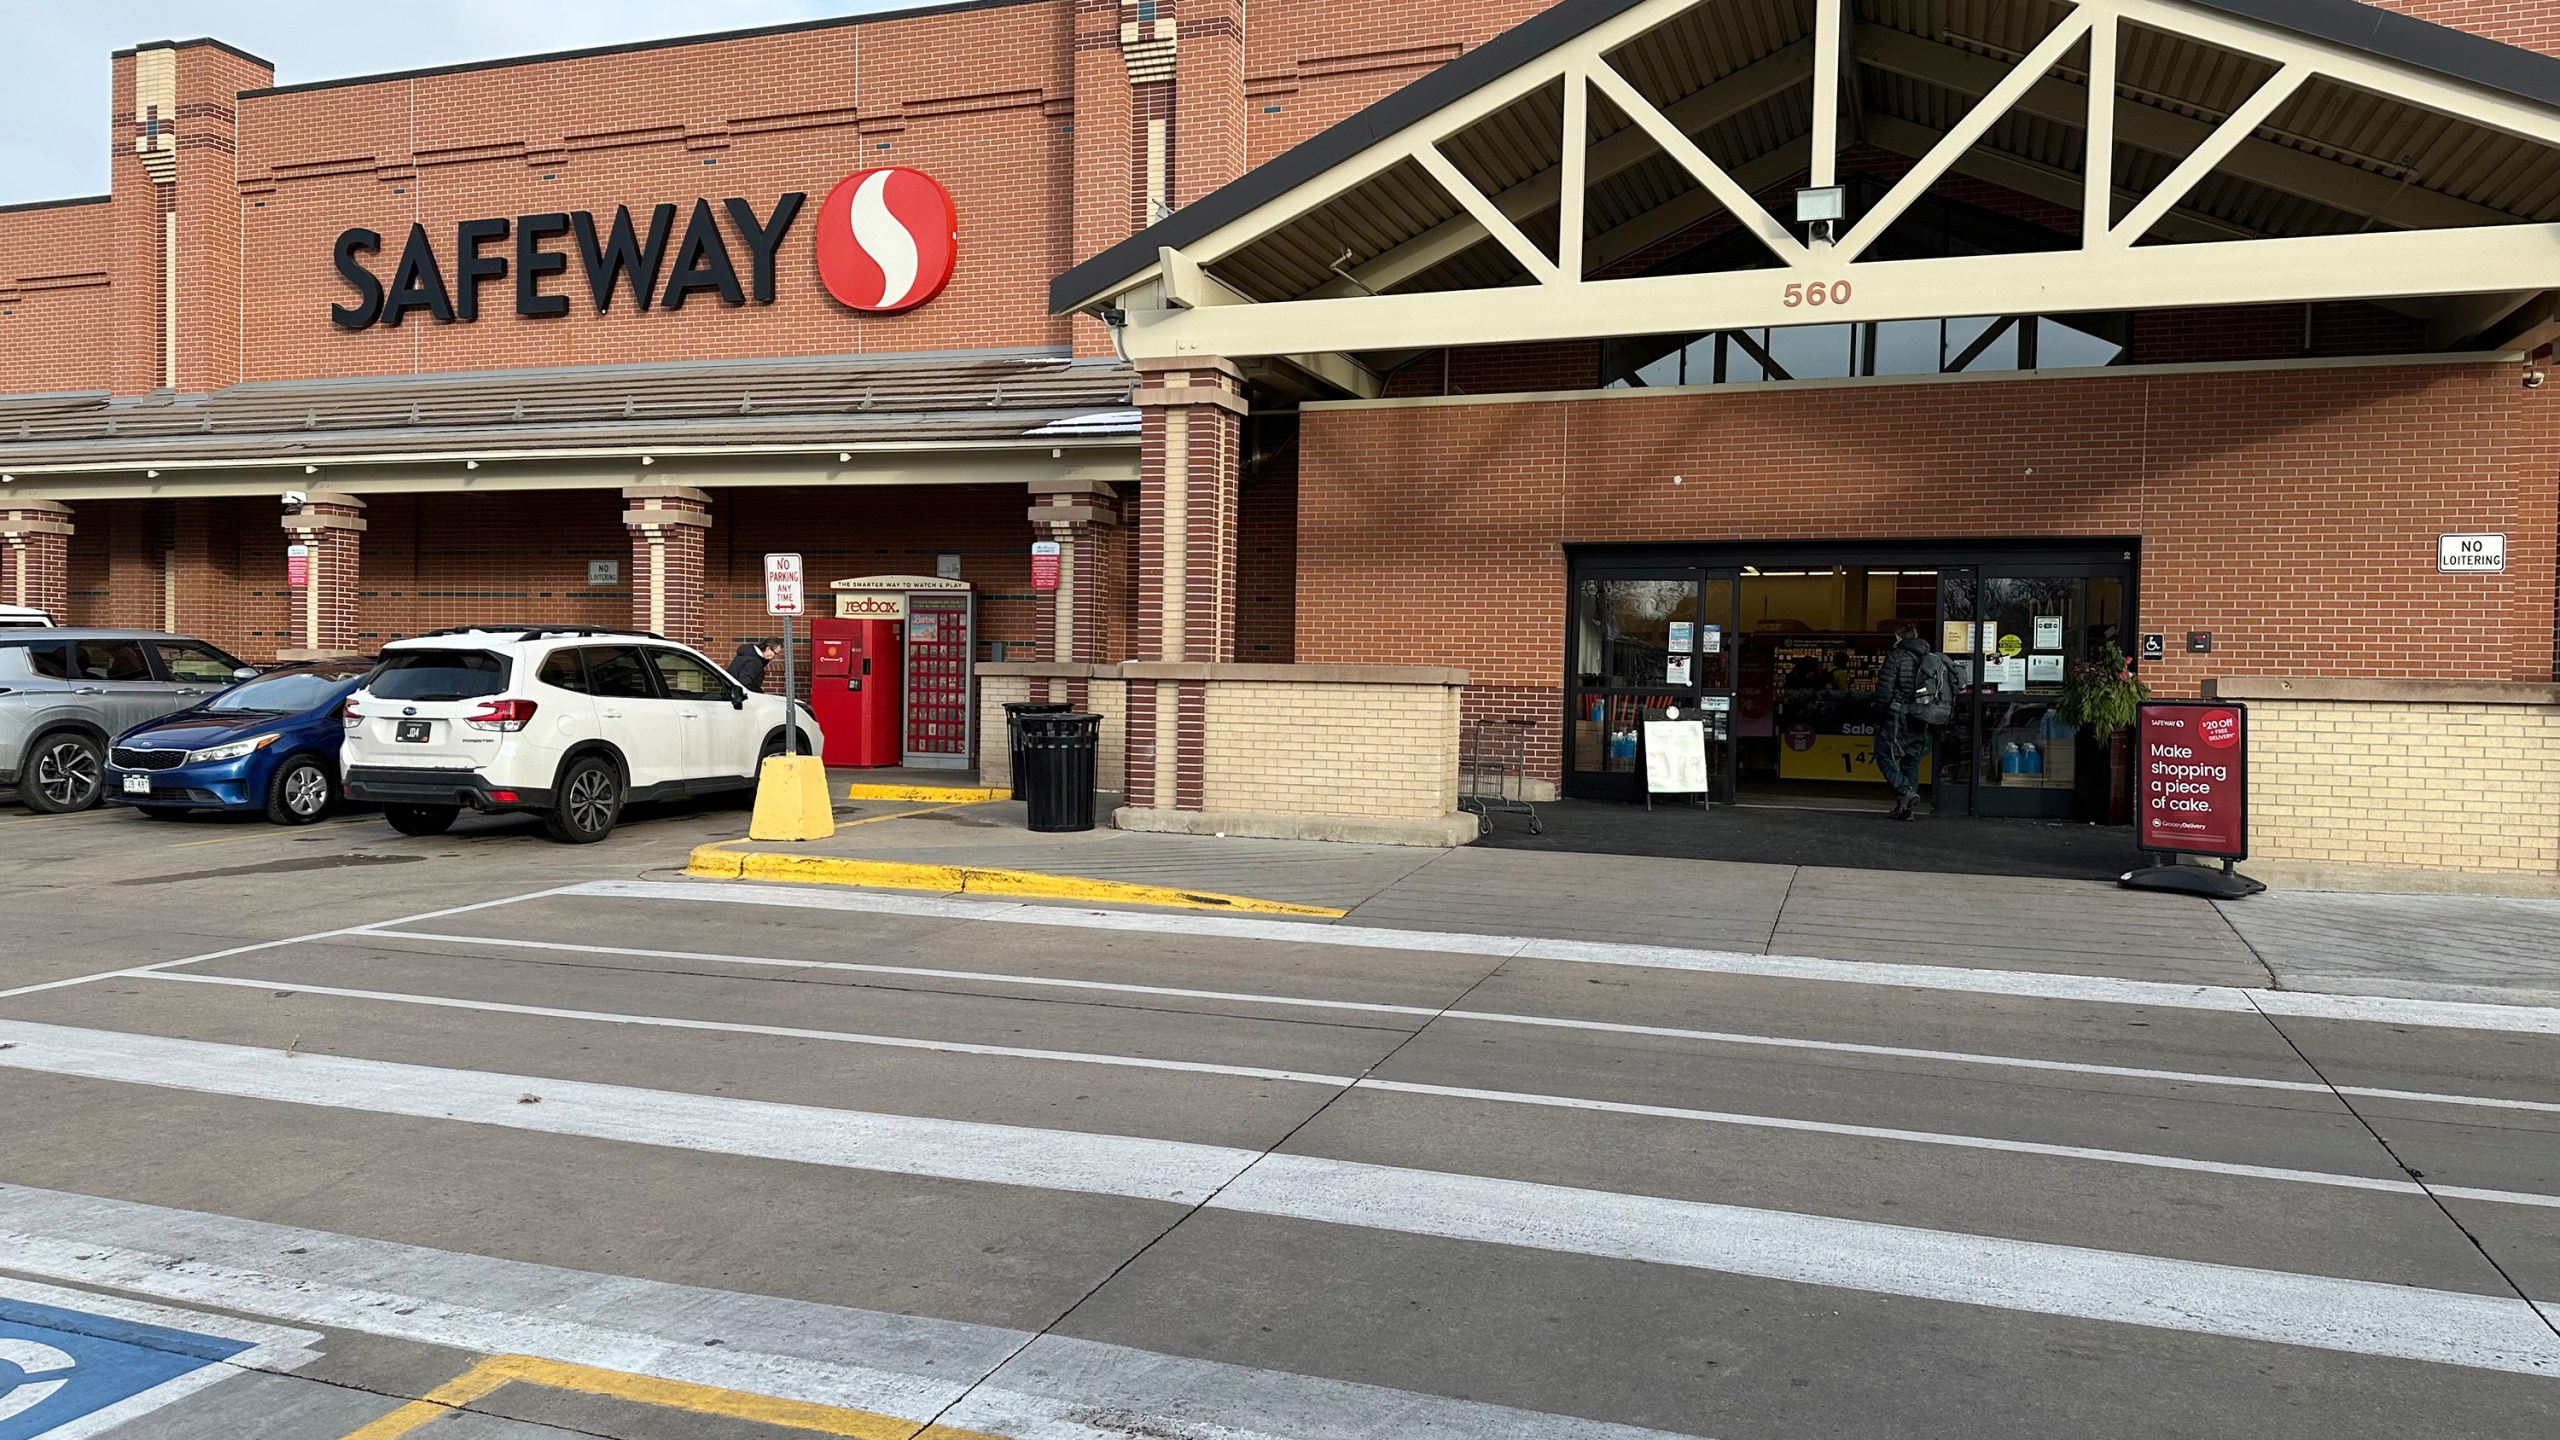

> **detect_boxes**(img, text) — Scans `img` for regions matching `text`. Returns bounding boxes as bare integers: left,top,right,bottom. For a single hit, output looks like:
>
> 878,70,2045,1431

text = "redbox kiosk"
809,575,975,770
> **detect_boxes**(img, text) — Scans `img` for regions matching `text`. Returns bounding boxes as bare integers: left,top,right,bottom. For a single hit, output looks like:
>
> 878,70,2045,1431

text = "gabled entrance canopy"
1055,0,2560,386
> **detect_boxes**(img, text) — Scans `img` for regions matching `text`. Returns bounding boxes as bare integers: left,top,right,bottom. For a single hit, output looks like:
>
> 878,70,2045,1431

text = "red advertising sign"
1030,540,1060,591
2137,701,2248,860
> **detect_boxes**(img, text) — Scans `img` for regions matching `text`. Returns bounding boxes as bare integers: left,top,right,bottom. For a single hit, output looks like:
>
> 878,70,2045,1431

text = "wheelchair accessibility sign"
0,1282,319,1439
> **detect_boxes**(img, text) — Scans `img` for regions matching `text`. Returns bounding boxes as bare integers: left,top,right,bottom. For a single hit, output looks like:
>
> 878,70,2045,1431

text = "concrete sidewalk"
693,785,2560,1006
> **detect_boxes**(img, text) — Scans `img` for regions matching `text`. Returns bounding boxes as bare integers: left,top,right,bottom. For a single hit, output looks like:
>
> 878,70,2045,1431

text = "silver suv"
0,630,255,812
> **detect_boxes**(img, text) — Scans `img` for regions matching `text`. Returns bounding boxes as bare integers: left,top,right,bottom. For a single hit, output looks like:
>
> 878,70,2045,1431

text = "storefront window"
1572,576,1701,778
1574,578,1696,689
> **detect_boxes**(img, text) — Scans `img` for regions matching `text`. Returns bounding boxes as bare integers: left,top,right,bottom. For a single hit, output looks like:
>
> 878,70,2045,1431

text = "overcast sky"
0,1,916,207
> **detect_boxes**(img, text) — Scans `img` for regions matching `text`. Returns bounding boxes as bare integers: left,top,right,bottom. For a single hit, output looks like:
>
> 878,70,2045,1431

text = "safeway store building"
3,0,2558,883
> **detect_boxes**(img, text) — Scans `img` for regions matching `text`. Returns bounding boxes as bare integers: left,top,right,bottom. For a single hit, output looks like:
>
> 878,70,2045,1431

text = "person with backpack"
1870,621,1955,821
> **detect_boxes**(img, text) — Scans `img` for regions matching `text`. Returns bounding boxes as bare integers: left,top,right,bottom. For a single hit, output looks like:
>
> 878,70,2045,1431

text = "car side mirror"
730,689,748,710
233,667,259,681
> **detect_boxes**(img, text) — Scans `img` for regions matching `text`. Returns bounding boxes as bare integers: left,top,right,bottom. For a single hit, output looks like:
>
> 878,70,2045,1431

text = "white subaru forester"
342,626,820,843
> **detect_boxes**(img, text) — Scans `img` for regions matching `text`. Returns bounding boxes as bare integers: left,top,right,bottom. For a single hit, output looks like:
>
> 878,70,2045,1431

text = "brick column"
279,492,366,658
1128,361,1246,810
1027,479,1126,690
0,501,74,618
622,485,711,642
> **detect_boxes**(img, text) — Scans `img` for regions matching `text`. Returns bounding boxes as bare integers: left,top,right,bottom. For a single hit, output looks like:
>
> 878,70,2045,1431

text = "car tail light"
342,698,362,728
487,790,520,804
465,698,538,732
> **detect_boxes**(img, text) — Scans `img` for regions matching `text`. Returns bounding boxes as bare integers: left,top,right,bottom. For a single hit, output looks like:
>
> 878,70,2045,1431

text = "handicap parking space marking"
0,1276,319,1440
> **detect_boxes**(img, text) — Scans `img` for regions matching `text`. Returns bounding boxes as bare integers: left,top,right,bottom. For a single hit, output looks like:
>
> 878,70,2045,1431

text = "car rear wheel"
383,803,458,837
265,755,339,826
544,756,623,844
18,732,103,813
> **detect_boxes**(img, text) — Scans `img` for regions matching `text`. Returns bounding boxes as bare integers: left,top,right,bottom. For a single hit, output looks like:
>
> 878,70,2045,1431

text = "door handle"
74,686,106,695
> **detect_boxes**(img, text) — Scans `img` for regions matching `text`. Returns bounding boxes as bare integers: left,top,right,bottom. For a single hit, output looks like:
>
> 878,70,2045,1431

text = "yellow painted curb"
686,844,1345,917
845,782,1011,803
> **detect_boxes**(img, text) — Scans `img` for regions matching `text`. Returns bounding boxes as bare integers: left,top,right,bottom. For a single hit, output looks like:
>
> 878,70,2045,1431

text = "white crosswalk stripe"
132,969,2560,1210
0,1184,1690,1440
0,1016,2553,1375
572,879,2560,1036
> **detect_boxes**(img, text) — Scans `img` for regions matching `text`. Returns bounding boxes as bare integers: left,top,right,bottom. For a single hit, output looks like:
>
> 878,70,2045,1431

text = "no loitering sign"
764,552,805,616
2438,533,2506,573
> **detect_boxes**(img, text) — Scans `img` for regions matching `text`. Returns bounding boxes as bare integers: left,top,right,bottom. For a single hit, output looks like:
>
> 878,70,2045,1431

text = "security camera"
281,490,308,506
2525,367,2546,390
1098,307,1128,329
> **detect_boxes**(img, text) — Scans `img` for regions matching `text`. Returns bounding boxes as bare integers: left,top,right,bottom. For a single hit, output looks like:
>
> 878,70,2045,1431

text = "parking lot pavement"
0,816,2556,1439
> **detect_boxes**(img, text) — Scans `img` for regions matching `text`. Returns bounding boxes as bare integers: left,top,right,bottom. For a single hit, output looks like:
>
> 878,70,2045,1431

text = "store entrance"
1564,543,2137,821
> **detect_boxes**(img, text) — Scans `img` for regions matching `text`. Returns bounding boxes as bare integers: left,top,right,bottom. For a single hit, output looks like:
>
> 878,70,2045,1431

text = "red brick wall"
1239,421,1298,660
1297,361,2560,709
230,1,1078,384
2371,0,2560,53
0,201,115,394
1242,0,1552,164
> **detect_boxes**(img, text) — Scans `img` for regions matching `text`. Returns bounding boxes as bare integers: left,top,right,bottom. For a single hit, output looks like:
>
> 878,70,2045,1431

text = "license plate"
122,775,150,795
396,720,432,743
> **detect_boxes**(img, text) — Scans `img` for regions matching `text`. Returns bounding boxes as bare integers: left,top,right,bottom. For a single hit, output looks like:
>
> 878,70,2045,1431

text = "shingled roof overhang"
1052,0,2560,374
0,351,1141,501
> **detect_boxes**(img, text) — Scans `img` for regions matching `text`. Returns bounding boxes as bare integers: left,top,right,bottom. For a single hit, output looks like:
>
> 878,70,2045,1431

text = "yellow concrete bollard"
748,755,836,841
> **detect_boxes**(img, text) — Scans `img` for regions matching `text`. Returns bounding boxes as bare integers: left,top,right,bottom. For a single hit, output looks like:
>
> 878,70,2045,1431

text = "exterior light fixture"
146,469,159,478
1796,185,1845,244
303,464,319,475
465,459,480,470
839,452,852,462
640,456,655,466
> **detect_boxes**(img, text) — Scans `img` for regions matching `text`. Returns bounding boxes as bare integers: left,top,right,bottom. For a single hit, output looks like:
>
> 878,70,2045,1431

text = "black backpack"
1911,652,1958,725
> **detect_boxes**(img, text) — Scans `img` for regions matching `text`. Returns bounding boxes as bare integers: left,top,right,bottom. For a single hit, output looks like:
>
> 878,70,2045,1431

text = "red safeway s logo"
815,167,958,313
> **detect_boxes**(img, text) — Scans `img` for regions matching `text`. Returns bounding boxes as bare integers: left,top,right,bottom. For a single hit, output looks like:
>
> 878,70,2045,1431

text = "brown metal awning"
0,351,1140,478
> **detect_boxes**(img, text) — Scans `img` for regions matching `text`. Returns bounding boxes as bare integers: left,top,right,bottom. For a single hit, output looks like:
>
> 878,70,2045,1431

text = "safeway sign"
764,552,805,616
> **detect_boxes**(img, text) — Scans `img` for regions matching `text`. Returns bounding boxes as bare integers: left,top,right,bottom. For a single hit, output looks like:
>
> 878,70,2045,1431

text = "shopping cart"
1459,717,1542,835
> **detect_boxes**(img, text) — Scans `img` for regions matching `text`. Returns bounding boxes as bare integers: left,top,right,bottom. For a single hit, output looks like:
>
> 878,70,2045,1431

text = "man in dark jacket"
1869,622,1934,821
728,638,780,693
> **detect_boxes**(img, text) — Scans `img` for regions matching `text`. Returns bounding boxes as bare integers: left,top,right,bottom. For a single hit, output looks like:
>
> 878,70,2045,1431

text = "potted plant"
2057,644,2150,824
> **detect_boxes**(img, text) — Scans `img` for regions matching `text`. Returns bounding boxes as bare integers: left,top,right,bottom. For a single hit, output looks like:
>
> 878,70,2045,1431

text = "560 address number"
1782,281,1853,308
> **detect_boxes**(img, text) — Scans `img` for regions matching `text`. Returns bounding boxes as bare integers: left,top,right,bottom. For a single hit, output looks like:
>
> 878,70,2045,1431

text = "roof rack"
411,624,667,641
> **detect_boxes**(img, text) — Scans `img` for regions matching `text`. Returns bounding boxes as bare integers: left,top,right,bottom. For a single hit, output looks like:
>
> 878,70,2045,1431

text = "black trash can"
1003,701,1072,801
1019,711,1101,832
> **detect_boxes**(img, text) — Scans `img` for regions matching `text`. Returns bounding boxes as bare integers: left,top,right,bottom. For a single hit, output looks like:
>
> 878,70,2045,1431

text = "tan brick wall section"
978,674,1127,794
2246,700,2560,876
1200,680,1459,819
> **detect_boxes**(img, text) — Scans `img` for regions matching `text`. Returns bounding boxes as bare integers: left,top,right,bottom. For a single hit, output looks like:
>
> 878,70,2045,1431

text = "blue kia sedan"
104,660,376,824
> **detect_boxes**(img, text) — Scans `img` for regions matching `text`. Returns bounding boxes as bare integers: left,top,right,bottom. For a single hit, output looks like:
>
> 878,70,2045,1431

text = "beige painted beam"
1838,14,2094,262
1587,63,1806,263
2105,64,2309,246
1306,39,1817,298
1585,141,1812,271
1160,245,1382,397
2083,14,2117,246
1854,26,2521,232
1859,116,2256,243
1120,220,2560,360
1413,144,1561,283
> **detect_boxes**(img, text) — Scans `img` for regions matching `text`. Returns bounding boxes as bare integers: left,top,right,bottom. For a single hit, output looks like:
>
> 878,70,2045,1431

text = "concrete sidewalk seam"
684,843,1347,917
